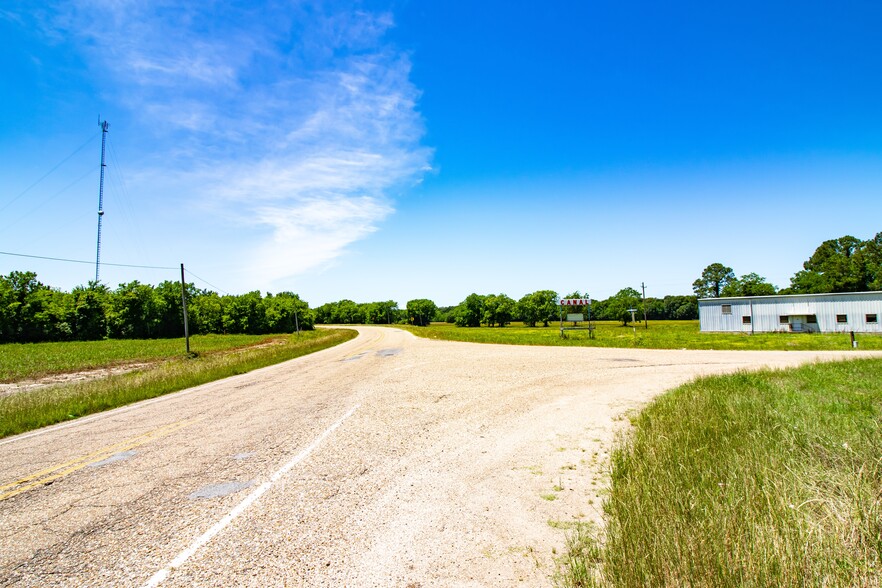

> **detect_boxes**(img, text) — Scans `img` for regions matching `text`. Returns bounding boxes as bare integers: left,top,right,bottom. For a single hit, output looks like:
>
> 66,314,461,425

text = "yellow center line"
0,418,201,502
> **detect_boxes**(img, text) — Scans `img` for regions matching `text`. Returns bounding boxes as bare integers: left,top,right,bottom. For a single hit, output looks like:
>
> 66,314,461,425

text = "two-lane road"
0,327,874,586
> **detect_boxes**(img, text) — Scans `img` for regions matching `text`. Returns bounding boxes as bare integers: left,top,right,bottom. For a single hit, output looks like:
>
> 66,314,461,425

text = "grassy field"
556,358,882,587
0,329,356,438
396,321,882,351
0,333,296,382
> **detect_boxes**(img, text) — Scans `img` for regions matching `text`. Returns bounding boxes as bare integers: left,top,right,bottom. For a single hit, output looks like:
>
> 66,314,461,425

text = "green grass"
553,522,604,588
559,358,882,587
396,321,882,351
0,329,356,438
0,334,291,382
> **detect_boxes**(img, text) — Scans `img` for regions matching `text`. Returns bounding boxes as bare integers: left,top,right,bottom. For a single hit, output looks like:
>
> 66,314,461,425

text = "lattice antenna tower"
95,119,109,282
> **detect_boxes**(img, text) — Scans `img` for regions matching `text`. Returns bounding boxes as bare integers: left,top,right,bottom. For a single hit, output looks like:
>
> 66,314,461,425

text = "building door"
791,316,804,332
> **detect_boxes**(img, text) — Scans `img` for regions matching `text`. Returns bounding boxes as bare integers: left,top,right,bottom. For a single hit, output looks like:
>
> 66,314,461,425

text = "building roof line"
699,291,882,303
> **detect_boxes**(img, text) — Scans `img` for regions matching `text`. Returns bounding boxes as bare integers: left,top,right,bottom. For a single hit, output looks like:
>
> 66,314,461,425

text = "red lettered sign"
560,298,590,306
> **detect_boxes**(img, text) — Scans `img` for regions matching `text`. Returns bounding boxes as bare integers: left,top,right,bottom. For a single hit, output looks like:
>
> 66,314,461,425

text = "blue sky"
2,1,881,307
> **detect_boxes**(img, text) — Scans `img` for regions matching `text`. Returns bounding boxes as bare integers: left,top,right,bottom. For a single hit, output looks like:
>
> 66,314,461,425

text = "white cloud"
26,1,431,289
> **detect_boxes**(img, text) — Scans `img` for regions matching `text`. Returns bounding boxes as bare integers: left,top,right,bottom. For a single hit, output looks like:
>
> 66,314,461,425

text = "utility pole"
642,282,648,329
95,120,110,283
181,263,190,354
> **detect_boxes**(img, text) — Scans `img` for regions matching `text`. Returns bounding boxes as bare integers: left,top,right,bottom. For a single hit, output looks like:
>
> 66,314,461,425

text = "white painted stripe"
142,405,359,588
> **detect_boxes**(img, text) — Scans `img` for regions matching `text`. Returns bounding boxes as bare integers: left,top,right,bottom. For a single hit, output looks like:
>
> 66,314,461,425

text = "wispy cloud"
25,0,431,289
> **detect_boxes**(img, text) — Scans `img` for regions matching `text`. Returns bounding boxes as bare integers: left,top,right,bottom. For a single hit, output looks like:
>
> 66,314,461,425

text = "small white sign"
566,313,584,322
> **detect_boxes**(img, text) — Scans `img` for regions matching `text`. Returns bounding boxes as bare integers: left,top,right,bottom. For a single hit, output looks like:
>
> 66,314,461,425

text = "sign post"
559,297,595,339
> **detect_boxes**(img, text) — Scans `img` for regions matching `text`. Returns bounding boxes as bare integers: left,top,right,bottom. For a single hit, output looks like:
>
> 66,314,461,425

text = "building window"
779,315,789,324
806,315,818,323
742,316,752,324
868,314,878,324
721,304,732,315
837,314,848,323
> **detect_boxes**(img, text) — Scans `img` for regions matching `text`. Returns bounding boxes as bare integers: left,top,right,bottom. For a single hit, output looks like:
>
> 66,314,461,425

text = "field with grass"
0,329,356,438
397,320,882,351
556,358,882,587
0,333,302,382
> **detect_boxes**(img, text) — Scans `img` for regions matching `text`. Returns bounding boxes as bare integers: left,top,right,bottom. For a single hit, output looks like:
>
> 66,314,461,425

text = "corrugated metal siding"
699,292,882,333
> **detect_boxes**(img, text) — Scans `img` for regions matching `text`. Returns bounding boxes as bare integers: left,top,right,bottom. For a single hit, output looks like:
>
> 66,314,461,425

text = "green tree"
662,295,698,320
859,232,882,290
71,282,109,340
189,290,224,334
454,293,485,327
721,273,777,297
107,281,164,338
482,293,515,327
693,263,735,298
605,287,642,325
313,302,335,325
406,298,437,326
221,291,267,334
154,280,187,338
789,235,865,293
517,290,558,327
265,292,313,332
335,300,362,324
643,297,665,320
0,274,15,342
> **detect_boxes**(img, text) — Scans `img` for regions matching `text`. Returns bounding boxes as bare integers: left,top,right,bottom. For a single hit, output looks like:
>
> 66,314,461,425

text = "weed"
553,522,603,588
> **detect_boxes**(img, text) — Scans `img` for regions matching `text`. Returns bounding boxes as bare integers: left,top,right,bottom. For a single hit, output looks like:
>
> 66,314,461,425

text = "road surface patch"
88,450,137,468
0,418,199,502
376,348,403,357
189,481,254,499
142,404,359,588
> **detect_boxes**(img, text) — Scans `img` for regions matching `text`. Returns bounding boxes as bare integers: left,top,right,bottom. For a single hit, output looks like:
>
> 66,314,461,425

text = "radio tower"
95,119,109,283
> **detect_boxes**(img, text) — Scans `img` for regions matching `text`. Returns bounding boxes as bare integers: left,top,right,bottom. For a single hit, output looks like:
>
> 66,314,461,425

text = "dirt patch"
0,363,153,397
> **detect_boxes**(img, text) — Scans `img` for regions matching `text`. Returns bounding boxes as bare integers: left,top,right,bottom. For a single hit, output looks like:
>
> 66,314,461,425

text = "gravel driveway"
0,326,874,587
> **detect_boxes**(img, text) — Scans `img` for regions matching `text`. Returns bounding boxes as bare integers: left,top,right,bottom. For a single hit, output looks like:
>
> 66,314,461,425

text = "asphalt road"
0,327,873,587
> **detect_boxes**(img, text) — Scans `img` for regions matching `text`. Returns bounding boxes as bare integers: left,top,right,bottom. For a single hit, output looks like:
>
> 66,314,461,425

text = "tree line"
694,231,882,298
0,272,314,344
3,232,878,342
314,290,697,328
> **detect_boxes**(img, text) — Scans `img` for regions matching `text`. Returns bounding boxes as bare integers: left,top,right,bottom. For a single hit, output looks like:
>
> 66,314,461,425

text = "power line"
0,250,176,270
106,137,148,263
184,268,231,295
1,251,236,296
0,131,99,214
0,166,94,235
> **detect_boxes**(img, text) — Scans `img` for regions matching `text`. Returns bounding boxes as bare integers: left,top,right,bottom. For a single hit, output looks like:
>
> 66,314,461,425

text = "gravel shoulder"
0,326,877,587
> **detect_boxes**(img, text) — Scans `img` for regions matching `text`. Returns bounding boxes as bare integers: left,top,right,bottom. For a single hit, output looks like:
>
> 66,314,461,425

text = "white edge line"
142,404,359,588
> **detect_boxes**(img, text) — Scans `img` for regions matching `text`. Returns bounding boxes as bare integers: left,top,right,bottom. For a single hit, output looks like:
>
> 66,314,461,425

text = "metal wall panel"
698,292,882,333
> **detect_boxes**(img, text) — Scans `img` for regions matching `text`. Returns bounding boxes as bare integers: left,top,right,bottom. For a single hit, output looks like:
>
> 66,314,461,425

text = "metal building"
698,291,882,334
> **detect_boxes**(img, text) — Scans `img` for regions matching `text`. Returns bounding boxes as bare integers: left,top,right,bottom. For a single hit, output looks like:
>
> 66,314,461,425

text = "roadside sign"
560,298,590,306
559,297,595,339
